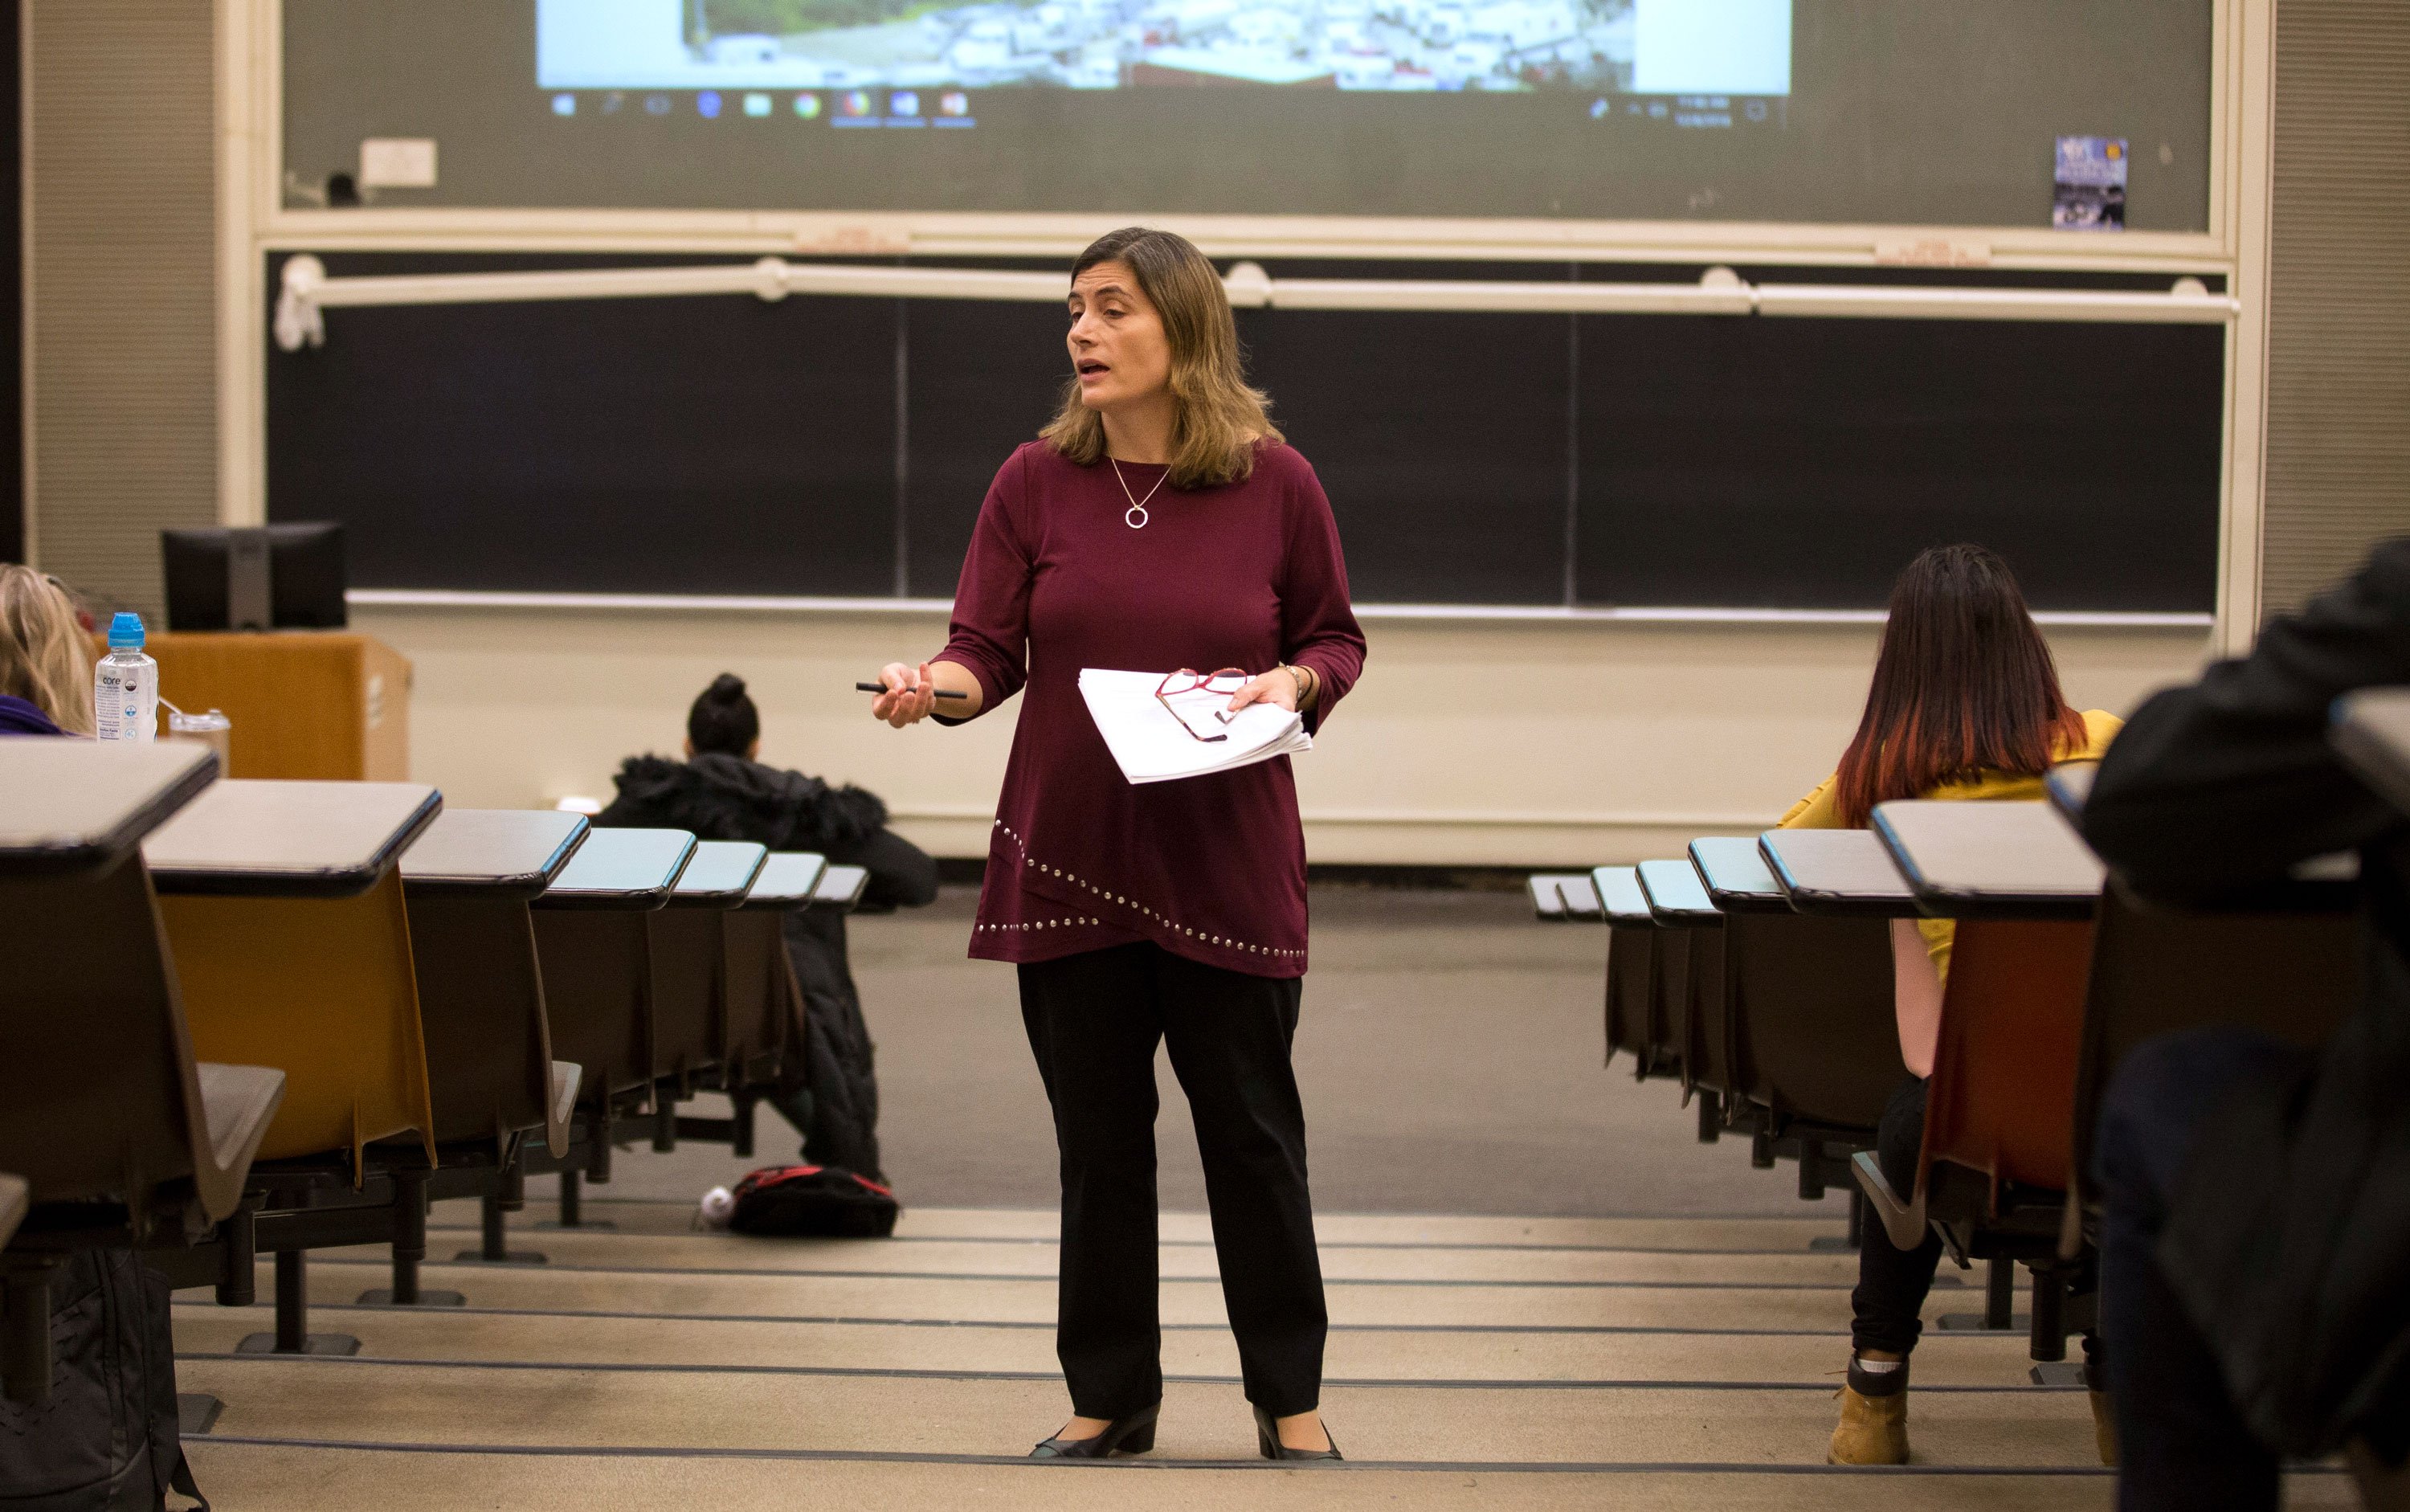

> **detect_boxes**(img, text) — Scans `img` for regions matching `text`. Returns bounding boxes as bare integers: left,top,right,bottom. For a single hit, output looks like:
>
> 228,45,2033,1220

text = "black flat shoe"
1031,1402,1159,1460
1252,1404,1342,1462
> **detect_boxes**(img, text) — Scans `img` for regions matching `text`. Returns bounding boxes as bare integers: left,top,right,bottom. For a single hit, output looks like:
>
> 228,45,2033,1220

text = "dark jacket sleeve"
2082,538,2410,901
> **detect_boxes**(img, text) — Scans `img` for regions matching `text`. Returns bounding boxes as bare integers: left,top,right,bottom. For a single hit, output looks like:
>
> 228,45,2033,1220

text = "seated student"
0,565,93,736
2080,540,2410,1511
596,673,937,1184
1776,543,2121,1465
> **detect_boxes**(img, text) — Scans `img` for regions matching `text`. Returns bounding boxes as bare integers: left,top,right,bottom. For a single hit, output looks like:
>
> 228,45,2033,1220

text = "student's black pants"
1018,942,1327,1420
2095,1027,2304,1511
1852,1077,1943,1357
1852,1078,2100,1372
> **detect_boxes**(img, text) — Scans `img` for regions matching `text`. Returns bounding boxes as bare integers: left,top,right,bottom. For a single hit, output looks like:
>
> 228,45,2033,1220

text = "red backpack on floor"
727,1164,900,1239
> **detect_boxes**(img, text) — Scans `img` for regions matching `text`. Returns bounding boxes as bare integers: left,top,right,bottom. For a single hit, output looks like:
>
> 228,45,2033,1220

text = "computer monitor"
160,525,348,631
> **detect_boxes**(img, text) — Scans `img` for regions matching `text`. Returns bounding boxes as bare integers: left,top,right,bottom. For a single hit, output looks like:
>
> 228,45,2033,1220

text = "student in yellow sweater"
1774,544,2120,1466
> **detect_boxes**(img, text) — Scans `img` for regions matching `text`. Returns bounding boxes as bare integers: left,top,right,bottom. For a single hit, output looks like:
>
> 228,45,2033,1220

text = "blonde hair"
1040,227,1282,490
0,565,96,734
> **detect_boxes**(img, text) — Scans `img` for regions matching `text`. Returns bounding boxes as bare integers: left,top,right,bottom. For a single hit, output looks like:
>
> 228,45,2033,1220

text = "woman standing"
869,227,1363,1461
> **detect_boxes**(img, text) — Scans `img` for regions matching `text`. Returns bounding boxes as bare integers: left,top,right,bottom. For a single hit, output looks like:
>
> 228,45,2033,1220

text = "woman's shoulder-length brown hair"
1830,542,2088,827
1040,226,1282,491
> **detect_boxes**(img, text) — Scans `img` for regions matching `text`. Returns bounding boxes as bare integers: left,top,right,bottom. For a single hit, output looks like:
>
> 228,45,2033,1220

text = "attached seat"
527,828,696,1227
2047,762,2362,1250
1637,858,1728,1139
530,828,696,1127
140,777,447,1359
0,742,288,1404
648,841,768,1102
672,852,827,1159
145,780,446,1172
1864,796,2104,1362
368,807,593,1300
1590,866,1665,1076
1693,836,1901,1194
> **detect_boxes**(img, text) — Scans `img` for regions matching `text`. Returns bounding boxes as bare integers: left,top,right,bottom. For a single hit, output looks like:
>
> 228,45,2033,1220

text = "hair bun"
703,672,747,703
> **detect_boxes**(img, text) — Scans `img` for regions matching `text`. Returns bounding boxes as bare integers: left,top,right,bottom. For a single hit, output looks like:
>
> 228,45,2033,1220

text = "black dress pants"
1018,942,1327,1420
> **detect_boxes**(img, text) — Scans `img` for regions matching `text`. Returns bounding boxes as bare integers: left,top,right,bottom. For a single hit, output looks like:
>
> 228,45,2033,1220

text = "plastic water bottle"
92,612,158,742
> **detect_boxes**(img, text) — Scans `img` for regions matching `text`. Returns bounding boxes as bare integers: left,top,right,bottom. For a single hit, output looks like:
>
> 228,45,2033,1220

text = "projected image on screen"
538,0,1791,97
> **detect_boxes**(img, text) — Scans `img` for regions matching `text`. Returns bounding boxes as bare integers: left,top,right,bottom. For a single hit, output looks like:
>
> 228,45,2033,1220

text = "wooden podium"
141,632,411,780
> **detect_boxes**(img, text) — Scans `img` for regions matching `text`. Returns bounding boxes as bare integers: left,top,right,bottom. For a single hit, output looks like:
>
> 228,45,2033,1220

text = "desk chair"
643,842,768,1152
1527,873,1604,922
676,852,827,1158
1693,837,1899,1203
527,828,695,1228
1869,797,2102,1364
2048,760,2361,1258
812,863,872,913
1590,867,1666,1077
1637,858,1730,1142
141,778,442,1356
0,743,286,1405
361,808,590,1303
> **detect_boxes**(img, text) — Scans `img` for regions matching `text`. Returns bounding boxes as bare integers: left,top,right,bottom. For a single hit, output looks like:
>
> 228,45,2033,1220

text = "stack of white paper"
1078,668,1313,786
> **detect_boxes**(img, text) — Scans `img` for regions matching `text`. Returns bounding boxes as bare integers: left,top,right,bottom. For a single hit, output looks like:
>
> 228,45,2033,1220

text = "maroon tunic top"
933,439,1366,979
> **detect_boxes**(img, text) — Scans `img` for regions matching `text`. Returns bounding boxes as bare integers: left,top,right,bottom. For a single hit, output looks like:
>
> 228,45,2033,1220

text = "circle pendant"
1125,505,1149,529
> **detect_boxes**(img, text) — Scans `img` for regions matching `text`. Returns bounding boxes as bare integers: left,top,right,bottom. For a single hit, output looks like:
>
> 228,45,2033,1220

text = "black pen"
856,682,969,700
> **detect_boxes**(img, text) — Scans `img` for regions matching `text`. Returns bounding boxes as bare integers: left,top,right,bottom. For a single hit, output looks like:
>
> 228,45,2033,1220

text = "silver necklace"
1110,457,1169,529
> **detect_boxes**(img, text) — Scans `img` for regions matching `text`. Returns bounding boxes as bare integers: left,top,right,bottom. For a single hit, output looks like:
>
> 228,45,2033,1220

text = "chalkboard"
268,253,2224,612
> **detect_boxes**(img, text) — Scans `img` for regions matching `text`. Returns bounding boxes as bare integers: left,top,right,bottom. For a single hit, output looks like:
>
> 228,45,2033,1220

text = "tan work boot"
1828,1382,1910,1465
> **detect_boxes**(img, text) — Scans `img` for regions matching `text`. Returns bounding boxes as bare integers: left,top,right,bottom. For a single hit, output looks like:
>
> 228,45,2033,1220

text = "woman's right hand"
871,661,941,728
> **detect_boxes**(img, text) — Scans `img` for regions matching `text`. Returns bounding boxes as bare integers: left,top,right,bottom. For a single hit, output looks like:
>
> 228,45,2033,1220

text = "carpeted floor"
607,883,1849,1219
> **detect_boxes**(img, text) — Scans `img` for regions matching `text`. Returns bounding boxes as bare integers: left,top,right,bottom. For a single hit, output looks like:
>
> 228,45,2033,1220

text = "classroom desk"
2333,687,2410,818
372,808,591,1305
145,780,442,899
139,780,444,1169
1588,864,1662,1074
741,852,827,911
1756,829,1921,917
0,741,218,877
527,828,698,1183
812,863,872,913
398,808,590,1146
401,807,589,901
1870,800,2102,921
1688,836,1791,913
1590,866,1656,926
1528,873,1603,921
652,841,770,1089
532,828,694,911
1635,858,1718,926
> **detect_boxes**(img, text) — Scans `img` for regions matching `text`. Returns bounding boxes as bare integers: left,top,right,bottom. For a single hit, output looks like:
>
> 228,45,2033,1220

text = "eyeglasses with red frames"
1155,668,1248,742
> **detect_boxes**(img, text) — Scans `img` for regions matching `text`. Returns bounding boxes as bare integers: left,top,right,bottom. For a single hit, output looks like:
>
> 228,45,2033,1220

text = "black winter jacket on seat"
2082,538,2410,1459
594,753,938,1182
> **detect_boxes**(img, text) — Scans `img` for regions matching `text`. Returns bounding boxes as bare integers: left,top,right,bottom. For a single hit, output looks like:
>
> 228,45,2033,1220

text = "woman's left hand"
1225,666,1305,715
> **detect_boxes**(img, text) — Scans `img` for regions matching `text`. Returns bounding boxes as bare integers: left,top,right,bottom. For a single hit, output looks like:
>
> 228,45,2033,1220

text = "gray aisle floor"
602,884,1850,1220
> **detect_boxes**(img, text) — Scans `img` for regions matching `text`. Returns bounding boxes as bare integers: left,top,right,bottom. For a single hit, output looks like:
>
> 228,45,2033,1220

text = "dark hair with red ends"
1830,544,2087,828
